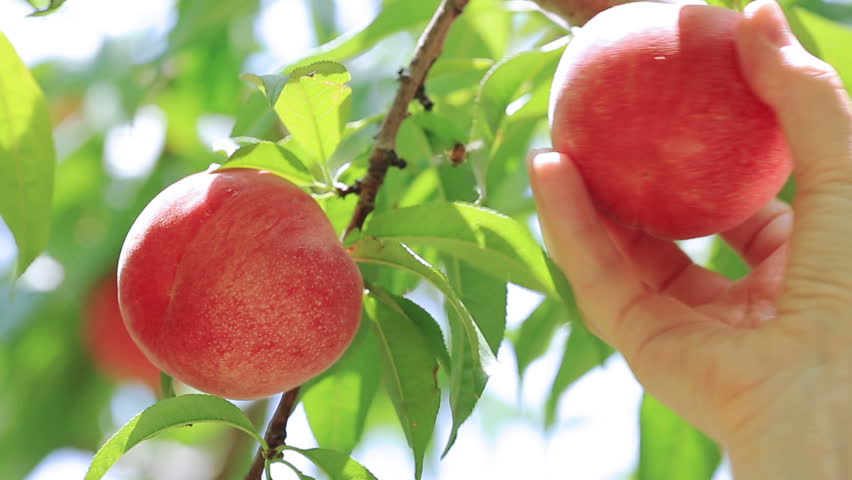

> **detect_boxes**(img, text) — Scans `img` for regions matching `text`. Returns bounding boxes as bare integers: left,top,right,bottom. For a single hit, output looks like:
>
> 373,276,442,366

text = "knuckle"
782,46,845,91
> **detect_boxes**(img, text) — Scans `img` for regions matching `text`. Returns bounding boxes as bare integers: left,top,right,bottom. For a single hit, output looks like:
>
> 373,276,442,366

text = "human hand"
529,0,852,477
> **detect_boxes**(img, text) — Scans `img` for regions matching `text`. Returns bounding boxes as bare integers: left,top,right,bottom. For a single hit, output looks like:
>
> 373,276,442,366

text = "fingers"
720,198,792,268
528,151,709,348
604,221,732,306
737,0,852,179
737,0,852,310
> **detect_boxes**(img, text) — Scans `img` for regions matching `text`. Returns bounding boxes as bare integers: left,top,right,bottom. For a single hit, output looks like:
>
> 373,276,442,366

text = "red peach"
85,273,161,389
549,2,792,240
117,168,363,400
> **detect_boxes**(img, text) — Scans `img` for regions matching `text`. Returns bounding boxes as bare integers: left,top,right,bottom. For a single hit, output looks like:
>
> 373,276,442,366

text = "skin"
529,0,852,477
118,168,363,400
85,273,161,389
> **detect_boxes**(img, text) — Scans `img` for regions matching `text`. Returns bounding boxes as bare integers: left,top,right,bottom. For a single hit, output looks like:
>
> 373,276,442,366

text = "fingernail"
527,149,559,178
530,151,563,169
744,0,793,46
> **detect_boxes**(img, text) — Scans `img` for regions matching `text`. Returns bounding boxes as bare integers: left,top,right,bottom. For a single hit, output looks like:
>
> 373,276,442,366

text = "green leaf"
0,31,56,276
513,298,566,381
348,236,493,456
349,237,493,368
475,43,563,137
469,43,563,197
708,236,748,281
443,0,511,60
359,201,575,304
704,0,747,11
168,0,261,51
446,259,506,355
301,323,381,456
217,141,314,187
442,294,489,457
85,394,265,480
242,73,288,106
638,394,722,480
274,62,352,183
231,90,284,141
441,260,504,456
395,294,451,372
287,447,379,480
787,7,852,92
282,0,441,74
427,58,495,99
328,114,383,178
27,0,66,16
365,289,441,480
545,322,614,426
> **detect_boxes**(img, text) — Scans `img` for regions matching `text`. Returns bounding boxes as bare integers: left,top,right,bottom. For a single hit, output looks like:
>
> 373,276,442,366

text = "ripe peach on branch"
117,168,364,400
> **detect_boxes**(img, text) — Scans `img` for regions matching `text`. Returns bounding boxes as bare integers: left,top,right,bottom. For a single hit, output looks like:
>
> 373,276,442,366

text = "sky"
1,1,731,479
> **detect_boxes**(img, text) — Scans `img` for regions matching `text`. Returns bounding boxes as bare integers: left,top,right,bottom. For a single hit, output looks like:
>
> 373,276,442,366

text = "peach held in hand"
549,2,792,240
118,168,363,400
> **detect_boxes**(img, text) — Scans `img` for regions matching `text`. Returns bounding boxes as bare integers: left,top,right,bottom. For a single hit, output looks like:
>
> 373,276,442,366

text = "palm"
528,151,800,441
599,199,793,439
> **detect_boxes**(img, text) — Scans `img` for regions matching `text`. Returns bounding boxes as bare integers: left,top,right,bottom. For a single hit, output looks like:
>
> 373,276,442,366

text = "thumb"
736,0,852,309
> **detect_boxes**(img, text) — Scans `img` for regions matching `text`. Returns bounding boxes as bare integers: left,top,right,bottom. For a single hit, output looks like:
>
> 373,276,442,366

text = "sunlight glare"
104,105,167,180
20,255,65,292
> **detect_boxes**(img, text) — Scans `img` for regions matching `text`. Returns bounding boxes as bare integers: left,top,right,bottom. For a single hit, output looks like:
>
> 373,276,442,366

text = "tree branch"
244,2,469,478
244,387,300,480
343,0,470,238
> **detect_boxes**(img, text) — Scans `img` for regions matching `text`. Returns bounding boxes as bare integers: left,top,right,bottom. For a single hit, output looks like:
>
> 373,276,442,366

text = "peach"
549,2,792,240
85,273,161,389
117,168,363,400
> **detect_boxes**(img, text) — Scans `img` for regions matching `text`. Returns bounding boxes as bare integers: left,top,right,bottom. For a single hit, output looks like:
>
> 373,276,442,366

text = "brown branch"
242,3,469,478
343,0,470,238
244,387,301,480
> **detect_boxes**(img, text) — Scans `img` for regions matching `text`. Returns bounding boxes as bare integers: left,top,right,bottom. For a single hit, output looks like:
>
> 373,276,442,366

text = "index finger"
529,151,676,344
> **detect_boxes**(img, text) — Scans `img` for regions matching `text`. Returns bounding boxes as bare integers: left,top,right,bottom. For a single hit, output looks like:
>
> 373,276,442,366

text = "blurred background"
2,0,851,479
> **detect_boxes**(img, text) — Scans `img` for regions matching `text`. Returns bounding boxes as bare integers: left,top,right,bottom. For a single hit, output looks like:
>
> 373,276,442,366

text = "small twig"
343,0,470,238
414,84,434,111
244,3,469,478
244,387,301,480
447,142,466,166
387,150,408,169
337,180,363,198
